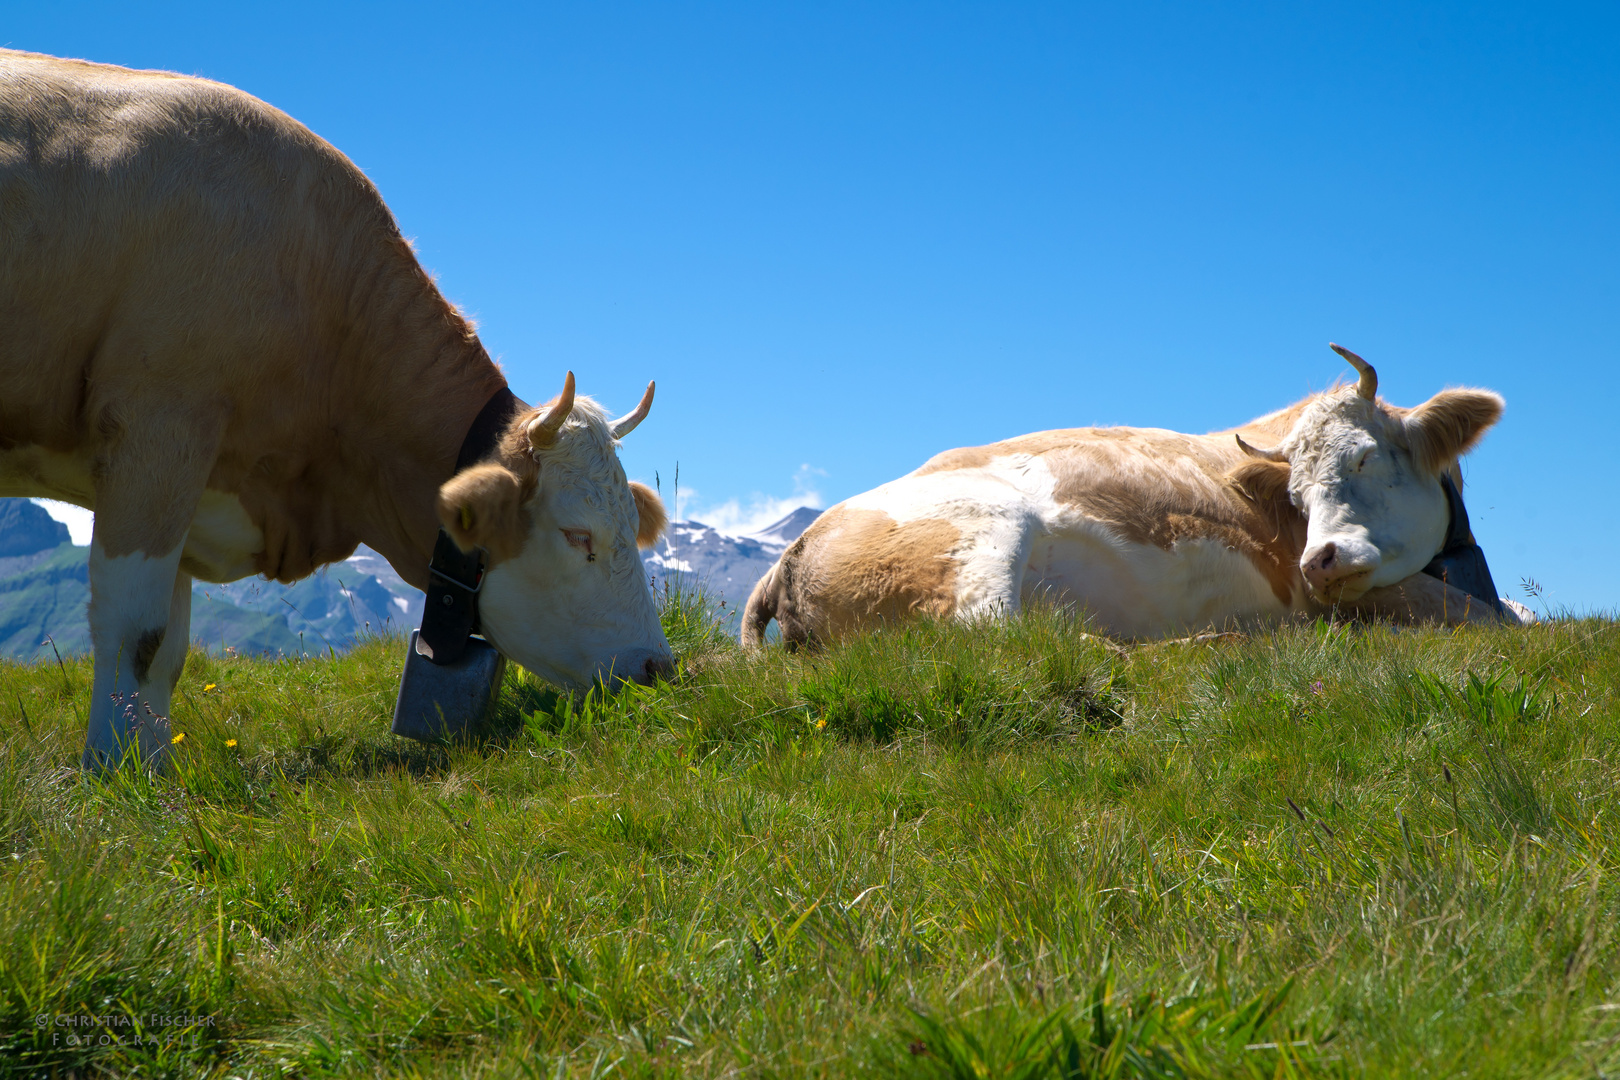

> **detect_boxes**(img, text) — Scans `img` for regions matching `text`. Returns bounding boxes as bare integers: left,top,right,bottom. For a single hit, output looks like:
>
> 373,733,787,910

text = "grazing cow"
744,345,1523,648
0,50,673,769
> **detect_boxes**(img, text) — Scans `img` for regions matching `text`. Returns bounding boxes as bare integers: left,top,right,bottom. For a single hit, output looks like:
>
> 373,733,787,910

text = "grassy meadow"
2,594,1619,1078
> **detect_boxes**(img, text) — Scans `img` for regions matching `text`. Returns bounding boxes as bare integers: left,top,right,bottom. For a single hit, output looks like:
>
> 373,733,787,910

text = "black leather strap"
1437,473,1473,553
419,529,485,663
455,386,525,473
417,385,528,664
1420,472,1504,613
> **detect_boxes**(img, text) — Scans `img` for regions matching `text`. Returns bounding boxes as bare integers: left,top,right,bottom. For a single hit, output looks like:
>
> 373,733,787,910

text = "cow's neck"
1201,422,1314,609
333,273,515,591
1223,398,1335,610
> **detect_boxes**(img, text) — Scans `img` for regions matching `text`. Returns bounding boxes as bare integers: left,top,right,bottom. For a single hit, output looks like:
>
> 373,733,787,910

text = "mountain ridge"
0,499,819,657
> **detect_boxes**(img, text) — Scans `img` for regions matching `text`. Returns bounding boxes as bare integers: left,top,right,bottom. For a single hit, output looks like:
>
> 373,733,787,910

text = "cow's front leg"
80,402,220,771
84,540,194,770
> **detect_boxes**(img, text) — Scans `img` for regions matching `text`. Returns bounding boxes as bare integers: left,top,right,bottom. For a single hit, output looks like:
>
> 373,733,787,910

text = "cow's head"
436,373,674,689
1235,345,1503,604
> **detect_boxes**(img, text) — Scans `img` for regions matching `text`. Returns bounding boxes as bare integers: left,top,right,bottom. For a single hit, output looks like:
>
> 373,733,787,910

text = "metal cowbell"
391,630,506,742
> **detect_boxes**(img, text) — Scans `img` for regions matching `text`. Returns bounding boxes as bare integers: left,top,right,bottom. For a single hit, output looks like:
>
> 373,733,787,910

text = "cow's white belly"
0,445,97,505
182,490,264,583
0,443,263,583
1021,520,1292,638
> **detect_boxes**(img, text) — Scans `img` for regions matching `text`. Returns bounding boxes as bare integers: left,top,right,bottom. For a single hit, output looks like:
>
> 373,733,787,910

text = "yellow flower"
225,739,238,748
815,718,827,730
203,683,217,692
171,732,186,745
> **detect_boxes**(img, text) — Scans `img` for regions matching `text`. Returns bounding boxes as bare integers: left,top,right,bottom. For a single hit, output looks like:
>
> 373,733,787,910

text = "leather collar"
455,386,526,473
1435,472,1473,554
1419,472,1504,613
418,385,528,664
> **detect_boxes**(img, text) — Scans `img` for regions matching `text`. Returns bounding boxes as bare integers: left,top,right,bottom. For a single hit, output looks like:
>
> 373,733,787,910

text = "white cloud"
677,464,826,536
32,499,93,546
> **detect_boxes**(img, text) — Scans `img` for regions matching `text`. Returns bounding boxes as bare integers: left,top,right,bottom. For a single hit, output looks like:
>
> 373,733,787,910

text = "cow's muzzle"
598,649,676,690
1302,541,1377,602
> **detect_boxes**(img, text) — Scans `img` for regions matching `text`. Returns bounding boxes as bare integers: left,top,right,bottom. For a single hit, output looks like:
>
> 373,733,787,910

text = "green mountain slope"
188,591,307,657
0,543,92,660
0,545,412,660
0,499,416,659
0,498,69,556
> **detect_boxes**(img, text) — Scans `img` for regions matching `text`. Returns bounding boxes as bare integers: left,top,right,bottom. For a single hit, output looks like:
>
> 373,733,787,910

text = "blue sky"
12,2,1619,613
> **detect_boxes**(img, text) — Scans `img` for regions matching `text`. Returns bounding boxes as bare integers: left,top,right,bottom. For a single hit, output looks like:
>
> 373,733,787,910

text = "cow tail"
741,561,781,650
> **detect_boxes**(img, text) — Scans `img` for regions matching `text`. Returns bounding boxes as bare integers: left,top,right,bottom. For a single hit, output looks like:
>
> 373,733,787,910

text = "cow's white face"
438,380,674,690
1262,349,1504,604
1281,391,1448,601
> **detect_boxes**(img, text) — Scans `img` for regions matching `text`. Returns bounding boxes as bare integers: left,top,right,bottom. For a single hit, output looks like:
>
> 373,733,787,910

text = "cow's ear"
629,481,667,549
438,464,528,561
1404,388,1504,474
1229,459,1292,510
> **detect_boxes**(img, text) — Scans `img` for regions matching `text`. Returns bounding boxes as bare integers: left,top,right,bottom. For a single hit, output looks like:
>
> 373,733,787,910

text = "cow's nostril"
1301,540,1378,599
643,656,675,683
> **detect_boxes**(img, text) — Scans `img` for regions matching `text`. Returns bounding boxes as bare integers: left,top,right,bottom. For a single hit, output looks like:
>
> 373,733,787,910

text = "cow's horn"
611,381,656,440
527,371,576,450
1330,342,1377,401
1235,434,1287,463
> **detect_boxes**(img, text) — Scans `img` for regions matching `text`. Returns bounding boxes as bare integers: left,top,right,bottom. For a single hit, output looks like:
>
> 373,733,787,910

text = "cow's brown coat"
762,507,960,648
921,426,1308,607
0,49,508,583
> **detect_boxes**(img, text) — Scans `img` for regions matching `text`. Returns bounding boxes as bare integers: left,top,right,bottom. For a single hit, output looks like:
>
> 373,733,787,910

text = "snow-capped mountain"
643,507,821,630
347,505,822,640
342,545,426,624
746,506,823,549
345,507,822,640
0,497,821,658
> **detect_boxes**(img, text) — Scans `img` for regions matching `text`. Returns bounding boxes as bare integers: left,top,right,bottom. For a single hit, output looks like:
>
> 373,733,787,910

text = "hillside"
0,499,68,557
0,543,92,659
0,500,93,660
1,606,1615,1076
0,500,419,659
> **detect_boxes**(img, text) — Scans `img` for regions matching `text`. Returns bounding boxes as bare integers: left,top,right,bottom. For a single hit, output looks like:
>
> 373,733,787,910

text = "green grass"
2,598,1619,1078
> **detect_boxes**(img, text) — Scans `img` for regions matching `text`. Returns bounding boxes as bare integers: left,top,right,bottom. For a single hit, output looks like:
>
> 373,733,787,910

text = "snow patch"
31,499,93,546
675,464,826,536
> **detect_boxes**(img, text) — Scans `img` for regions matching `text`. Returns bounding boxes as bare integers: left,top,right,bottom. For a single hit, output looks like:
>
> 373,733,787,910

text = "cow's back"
760,423,1311,645
0,50,397,453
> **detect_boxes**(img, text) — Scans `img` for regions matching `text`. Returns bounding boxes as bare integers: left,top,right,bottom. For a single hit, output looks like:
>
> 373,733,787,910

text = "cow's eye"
562,529,595,561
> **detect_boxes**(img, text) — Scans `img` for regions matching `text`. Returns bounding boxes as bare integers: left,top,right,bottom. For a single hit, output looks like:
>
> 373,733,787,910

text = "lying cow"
743,345,1524,648
0,50,673,769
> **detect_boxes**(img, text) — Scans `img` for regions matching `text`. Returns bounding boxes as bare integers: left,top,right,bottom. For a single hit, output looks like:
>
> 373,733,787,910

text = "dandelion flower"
204,683,217,692
815,718,827,730
171,732,186,745
225,739,238,748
